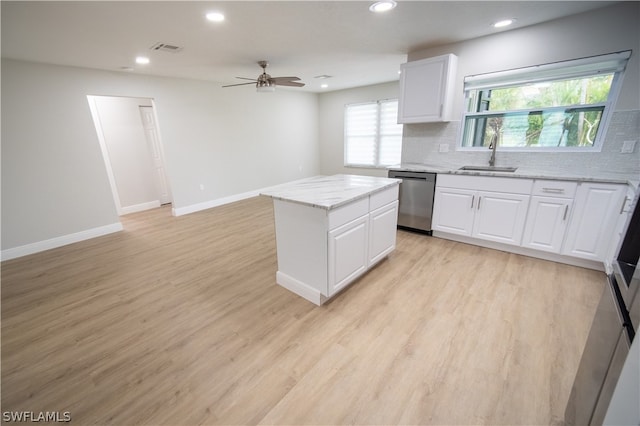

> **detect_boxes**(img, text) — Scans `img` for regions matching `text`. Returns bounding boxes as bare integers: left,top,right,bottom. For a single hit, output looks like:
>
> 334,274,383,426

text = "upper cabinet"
398,53,458,123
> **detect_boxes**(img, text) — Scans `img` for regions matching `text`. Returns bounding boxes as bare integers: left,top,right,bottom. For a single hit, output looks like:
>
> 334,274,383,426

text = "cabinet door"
562,183,626,261
472,191,530,246
432,187,476,236
328,215,369,296
522,196,573,253
398,54,457,123
369,201,398,266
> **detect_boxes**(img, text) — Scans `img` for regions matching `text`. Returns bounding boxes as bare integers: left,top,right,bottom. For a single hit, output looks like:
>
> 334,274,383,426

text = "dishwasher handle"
389,171,437,182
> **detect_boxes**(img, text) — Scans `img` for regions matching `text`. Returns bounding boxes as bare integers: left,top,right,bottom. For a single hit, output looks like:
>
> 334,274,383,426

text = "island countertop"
260,174,400,210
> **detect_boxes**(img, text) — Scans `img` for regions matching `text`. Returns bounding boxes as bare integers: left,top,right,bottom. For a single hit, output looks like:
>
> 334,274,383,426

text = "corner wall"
1,59,319,257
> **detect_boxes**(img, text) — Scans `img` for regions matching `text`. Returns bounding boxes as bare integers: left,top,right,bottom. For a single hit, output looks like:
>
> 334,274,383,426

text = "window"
345,99,402,167
461,51,630,151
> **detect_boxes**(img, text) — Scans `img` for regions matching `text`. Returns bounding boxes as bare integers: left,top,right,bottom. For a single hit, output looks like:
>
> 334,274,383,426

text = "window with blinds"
344,99,402,167
461,50,630,151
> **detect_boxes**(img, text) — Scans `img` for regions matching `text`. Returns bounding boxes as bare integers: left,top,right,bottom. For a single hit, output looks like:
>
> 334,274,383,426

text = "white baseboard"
120,200,161,215
172,190,262,216
276,271,326,306
171,177,319,217
1,222,123,261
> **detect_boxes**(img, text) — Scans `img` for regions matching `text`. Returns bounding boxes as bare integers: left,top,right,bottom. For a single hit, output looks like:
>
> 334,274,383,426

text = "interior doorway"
87,95,172,215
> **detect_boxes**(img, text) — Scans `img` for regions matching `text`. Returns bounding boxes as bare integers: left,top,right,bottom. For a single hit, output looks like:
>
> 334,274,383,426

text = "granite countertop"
260,174,400,210
389,162,639,188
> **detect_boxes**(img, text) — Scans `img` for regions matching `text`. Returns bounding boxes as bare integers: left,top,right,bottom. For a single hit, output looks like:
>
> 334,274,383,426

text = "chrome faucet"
488,134,498,167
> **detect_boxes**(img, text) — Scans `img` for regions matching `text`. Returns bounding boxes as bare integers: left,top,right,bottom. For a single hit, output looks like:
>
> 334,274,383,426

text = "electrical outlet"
439,144,449,153
621,140,636,154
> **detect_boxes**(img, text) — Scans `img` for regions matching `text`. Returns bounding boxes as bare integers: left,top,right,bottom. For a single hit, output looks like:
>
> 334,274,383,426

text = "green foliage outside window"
465,74,614,148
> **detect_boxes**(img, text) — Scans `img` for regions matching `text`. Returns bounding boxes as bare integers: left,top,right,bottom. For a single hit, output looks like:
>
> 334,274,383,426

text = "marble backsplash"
401,109,640,179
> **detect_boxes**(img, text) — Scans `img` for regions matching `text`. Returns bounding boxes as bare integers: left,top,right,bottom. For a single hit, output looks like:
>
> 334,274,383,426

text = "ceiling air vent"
149,42,183,53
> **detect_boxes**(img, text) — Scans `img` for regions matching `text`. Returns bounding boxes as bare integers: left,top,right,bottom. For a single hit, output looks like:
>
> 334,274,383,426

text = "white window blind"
344,99,402,167
464,50,631,91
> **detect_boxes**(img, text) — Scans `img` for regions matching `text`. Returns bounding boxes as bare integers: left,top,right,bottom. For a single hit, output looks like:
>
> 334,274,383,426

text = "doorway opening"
87,95,172,215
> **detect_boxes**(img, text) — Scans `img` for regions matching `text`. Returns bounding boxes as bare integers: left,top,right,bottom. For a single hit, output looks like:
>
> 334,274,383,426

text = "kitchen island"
261,175,400,305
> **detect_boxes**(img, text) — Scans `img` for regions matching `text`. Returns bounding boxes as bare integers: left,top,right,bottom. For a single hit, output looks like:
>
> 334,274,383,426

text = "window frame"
344,98,402,168
458,51,631,153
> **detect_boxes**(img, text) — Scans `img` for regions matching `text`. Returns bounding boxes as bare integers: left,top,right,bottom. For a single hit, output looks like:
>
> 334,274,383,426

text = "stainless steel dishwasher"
388,170,436,234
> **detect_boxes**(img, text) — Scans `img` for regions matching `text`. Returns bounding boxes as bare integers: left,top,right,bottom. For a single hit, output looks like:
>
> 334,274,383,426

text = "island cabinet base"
270,185,399,305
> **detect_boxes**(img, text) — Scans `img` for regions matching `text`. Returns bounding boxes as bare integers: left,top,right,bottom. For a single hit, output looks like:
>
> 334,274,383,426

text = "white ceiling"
1,1,618,92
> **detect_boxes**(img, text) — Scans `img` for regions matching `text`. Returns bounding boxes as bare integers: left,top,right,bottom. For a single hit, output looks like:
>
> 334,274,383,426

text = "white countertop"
260,174,400,210
388,162,639,188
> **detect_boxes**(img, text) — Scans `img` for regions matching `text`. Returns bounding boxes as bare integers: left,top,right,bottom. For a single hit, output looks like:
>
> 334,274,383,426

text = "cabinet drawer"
532,180,577,198
370,185,399,211
328,197,369,230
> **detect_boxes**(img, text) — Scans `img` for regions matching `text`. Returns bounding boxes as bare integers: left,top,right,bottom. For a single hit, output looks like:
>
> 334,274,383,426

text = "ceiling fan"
222,61,305,92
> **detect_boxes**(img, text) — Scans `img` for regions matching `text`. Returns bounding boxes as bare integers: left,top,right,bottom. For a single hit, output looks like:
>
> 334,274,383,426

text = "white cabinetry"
398,54,457,123
431,187,476,236
271,184,399,305
328,215,369,296
562,182,626,261
328,199,399,296
368,201,400,265
472,192,530,245
522,181,577,253
432,175,532,246
433,175,629,268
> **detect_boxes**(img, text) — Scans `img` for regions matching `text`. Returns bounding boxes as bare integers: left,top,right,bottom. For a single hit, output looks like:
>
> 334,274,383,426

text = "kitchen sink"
459,165,518,172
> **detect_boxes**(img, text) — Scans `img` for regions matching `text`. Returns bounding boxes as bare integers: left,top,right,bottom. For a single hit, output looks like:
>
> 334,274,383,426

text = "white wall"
318,81,399,177
402,1,640,177
1,59,319,255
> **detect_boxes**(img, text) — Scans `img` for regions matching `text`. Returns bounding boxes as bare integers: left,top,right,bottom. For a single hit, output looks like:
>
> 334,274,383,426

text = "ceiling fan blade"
270,76,301,82
222,82,256,88
276,81,306,87
235,77,259,81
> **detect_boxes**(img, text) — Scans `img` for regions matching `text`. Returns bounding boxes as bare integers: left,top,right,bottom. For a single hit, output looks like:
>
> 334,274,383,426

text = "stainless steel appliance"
565,192,640,425
388,170,436,234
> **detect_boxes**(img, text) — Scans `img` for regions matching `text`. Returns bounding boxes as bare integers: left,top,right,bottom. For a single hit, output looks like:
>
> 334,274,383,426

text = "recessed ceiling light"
206,12,225,22
135,56,150,65
321,84,329,89
493,19,515,28
369,0,397,13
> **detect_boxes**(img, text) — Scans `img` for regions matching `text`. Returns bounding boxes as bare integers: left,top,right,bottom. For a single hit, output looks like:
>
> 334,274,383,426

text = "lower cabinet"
562,182,626,261
433,175,629,265
369,201,400,265
328,200,399,296
432,188,476,236
522,196,573,253
472,191,530,245
328,215,369,296
432,175,532,247
272,184,399,305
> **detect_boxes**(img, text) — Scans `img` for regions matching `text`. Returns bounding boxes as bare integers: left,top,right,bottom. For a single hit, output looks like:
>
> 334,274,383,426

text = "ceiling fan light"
257,81,276,92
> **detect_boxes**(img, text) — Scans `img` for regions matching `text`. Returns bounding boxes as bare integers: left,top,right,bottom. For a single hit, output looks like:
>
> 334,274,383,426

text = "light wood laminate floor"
2,196,605,425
